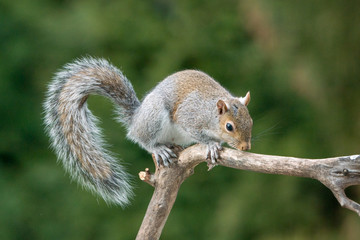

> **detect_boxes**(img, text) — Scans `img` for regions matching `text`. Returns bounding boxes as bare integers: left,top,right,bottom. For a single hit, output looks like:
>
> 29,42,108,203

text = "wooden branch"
136,144,360,240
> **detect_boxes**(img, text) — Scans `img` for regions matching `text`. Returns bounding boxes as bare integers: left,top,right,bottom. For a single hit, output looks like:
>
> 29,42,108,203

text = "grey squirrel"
44,57,253,206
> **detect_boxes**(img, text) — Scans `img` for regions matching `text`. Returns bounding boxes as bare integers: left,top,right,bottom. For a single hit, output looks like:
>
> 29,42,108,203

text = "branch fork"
136,144,360,240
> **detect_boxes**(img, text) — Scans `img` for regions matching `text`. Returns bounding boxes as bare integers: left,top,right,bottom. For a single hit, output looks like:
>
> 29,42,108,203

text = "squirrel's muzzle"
237,142,251,151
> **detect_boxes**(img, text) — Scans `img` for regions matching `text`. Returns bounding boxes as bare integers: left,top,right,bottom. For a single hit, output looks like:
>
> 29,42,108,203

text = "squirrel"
44,57,253,206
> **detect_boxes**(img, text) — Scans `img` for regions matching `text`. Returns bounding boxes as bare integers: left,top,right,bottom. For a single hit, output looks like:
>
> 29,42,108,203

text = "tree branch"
136,144,360,240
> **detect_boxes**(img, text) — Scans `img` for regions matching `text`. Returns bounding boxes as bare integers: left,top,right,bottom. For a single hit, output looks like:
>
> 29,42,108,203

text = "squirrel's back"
151,70,232,121
151,70,231,102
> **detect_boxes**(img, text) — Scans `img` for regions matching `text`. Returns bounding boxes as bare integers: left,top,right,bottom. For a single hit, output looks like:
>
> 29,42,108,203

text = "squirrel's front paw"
206,142,223,164
153,145,177,167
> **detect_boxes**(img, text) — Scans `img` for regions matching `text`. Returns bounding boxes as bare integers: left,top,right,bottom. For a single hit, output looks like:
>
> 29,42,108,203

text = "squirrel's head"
217,91,252,151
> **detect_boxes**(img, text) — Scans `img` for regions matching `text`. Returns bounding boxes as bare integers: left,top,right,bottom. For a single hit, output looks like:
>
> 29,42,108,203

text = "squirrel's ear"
217,100,229,115
239,91,251,106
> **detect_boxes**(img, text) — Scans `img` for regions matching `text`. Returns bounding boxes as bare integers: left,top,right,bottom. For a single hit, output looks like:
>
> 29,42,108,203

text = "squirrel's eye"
226,123,233,132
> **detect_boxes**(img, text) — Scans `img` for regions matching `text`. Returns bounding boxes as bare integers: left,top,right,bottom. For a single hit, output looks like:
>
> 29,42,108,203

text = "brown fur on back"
171,70,231,121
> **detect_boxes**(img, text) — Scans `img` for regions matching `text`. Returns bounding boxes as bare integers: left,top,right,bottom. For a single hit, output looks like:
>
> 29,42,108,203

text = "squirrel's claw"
169,144,184,153
153,145,176,167
206,142,222,164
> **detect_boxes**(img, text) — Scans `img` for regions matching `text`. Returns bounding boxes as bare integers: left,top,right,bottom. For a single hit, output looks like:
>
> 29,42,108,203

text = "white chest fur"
157,115,195,146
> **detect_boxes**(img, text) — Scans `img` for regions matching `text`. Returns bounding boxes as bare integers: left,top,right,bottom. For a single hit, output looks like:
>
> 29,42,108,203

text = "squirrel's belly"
157,117,195,146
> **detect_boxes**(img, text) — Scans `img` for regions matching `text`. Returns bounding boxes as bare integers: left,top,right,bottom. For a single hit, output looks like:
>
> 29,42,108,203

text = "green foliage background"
0,0,359,239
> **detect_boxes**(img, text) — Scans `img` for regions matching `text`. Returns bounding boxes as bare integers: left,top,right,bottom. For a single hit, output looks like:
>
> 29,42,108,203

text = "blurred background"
0,0,359,239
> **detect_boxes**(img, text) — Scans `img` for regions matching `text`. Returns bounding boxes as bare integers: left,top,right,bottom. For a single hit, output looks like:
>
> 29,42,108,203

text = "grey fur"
44,57,252,206
44,57,138,206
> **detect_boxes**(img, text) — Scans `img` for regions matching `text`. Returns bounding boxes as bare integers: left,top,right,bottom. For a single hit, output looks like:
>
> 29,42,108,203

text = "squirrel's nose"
238,142,251,151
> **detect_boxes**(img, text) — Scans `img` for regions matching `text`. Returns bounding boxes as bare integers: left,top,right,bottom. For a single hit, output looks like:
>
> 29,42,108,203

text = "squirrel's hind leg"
152,145,178,167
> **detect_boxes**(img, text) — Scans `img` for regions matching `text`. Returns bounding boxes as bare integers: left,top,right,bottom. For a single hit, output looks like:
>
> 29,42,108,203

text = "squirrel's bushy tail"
43,57,140,206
